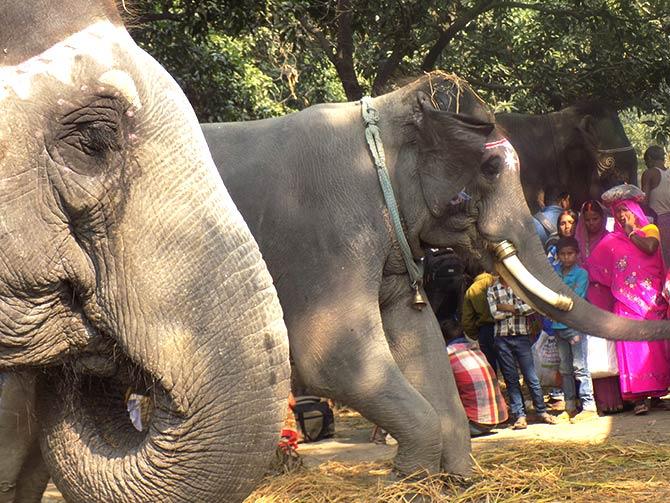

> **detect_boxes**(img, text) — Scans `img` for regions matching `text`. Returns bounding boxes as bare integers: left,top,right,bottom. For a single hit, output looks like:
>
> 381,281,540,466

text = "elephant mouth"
42,355,164,448
0,281,101,368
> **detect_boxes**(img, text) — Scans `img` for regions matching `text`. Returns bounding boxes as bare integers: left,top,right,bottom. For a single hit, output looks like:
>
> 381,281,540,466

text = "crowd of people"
440,146,670,436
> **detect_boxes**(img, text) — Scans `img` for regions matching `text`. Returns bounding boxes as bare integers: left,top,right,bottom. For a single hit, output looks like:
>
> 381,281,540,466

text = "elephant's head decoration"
0,2,289,502
575,104,638,199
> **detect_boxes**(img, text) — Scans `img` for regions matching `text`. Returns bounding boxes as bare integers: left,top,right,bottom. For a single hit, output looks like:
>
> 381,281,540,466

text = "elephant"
0,1,290,502
496,103,637,213
0,373,49,503
202,72,670,479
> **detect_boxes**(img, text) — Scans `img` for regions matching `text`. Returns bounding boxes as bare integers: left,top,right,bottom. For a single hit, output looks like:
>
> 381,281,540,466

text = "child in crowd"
552,236,599,422
487,276,558,429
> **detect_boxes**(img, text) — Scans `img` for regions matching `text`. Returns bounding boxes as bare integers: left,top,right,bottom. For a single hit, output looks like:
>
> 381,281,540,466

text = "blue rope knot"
361,96,379,125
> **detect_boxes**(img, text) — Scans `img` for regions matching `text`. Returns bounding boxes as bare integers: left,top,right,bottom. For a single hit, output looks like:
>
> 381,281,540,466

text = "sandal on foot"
537,412,558,425
511,416,527,430
634,401,650,415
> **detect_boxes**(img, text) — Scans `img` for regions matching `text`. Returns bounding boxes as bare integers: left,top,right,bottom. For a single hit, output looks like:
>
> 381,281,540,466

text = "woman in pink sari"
575,200,609,262
576,200,621,412
586,185,670,414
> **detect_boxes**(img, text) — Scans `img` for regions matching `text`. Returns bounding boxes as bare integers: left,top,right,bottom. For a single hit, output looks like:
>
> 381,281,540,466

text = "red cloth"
447,341,508,425
279,428,299,451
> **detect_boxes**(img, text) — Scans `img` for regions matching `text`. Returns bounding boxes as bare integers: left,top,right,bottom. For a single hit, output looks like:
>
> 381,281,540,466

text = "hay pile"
246,440,670,502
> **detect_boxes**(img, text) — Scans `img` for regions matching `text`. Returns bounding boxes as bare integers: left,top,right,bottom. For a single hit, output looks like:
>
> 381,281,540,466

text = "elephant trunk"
479,144,670,342
39,140,290,502
497,225,670,341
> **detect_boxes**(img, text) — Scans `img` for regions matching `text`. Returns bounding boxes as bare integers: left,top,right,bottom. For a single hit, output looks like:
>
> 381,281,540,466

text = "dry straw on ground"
246,440,670,502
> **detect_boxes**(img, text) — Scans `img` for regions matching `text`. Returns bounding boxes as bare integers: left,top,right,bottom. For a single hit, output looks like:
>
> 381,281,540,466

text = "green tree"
125,0,670,136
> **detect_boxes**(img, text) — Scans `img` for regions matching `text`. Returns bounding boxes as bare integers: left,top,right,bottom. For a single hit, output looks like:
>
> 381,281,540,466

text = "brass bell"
412,286,428,310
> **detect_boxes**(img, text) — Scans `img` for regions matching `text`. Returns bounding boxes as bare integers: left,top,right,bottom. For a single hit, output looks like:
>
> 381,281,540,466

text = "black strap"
295,402,327,442
535,212,557,235
296,412,316,442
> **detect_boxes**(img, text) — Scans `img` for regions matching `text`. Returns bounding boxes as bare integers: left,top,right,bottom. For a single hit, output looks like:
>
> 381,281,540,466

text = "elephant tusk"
492,241,573,312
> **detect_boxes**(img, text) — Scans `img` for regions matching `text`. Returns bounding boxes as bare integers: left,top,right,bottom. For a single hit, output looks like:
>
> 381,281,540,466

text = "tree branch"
333,0,363,100
336,0,354,66
421,0,591,72
371,4,418,96
298,15,337,66
421,0,496,72
372,40,409,96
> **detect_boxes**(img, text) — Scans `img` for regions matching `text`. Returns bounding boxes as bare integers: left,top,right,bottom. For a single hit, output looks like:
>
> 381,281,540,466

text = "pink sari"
576,201,612,311
586,199,670,401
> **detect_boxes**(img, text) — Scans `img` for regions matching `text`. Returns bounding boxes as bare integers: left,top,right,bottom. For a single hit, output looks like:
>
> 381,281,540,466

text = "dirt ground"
298,399,670,467
40,398,670,502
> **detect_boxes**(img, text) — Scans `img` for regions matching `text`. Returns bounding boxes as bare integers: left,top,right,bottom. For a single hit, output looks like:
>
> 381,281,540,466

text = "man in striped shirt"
487,276,557,429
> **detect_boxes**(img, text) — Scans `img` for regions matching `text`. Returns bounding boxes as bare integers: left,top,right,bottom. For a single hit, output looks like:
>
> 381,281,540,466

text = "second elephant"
497,104,637,213
204,72,670,479
205,73,519,477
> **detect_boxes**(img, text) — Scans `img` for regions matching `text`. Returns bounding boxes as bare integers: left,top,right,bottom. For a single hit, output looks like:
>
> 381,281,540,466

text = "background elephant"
0,2,289,502
497,104,637,213
203,72,670,480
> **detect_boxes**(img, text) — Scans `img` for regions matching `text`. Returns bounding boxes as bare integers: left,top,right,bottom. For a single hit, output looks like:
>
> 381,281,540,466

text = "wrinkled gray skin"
0,1,289,502
203,73,670,478
0,374,49,502
497,105,637,213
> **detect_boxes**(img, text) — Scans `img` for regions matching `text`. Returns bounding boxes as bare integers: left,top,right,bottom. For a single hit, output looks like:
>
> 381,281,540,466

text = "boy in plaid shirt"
487,276,558,429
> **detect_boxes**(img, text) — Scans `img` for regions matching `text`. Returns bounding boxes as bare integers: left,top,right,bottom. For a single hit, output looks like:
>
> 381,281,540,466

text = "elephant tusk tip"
555,294,574,312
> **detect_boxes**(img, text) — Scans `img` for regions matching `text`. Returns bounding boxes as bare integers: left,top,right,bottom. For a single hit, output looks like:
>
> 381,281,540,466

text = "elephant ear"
415,91,495,218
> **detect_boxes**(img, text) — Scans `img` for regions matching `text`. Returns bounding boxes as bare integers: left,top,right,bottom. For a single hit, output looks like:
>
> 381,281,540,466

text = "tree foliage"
125,0,670,141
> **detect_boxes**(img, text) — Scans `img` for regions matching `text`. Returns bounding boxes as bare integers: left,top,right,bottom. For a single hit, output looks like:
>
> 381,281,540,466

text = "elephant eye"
78,122,122,156
48,96,127,175
481,156,502,179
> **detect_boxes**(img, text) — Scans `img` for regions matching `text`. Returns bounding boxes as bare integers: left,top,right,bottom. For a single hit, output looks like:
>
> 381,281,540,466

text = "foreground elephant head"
497,104,637,212
0,2,289,501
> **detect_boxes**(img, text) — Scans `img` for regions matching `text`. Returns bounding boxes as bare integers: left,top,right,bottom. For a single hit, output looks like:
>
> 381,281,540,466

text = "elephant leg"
0,371,48,503
292,298,443,476
381,276,471,477
14,442,50,503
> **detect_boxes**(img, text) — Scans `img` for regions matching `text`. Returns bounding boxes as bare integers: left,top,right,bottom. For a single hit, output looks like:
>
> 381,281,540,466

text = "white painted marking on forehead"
98,70,142,110
485,137,519,173
0,21,129,101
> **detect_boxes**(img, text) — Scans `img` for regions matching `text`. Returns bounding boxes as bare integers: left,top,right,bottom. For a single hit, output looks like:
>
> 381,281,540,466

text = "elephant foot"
383,469,466,503
0,482,16,503
440,472,474,490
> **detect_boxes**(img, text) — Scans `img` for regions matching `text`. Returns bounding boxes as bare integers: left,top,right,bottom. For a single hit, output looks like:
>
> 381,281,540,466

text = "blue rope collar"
360,96,424,294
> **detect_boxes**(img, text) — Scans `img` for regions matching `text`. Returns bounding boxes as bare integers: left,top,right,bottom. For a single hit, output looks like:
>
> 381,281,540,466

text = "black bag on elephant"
423,248,465,324
293,396,335,442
